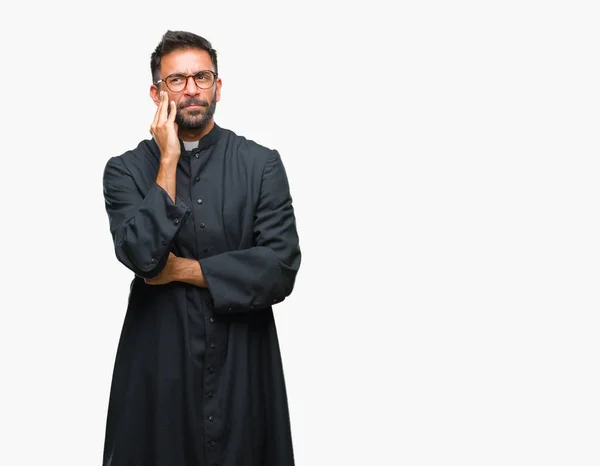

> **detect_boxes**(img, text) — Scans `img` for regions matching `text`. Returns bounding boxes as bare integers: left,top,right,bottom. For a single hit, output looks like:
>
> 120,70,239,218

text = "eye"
167,75,185,84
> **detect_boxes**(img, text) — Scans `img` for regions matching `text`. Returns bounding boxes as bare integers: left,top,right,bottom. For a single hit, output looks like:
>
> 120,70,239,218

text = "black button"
250,305,255,309
151,258,157,264
162,240,167,246
197,198,203,204
208,391,214,398
227,307,232,312
195,176,200,182
195,154,199,159
203,247,209,252
199,223,205,228
208,366,215,373
174,218,179,225
209,440,216,447
210,342,216,349
209,317,215,323
208,415,215,422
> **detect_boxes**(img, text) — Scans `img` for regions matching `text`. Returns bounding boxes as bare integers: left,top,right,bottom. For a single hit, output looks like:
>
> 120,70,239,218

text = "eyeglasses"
154,70,218,92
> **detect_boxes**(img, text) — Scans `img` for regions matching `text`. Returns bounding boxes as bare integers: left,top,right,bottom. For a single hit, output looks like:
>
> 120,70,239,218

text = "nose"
183,75,200,95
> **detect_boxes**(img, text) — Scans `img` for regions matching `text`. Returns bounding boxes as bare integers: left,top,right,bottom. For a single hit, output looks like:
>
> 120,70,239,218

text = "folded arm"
103,156,190,278
199,150,301,313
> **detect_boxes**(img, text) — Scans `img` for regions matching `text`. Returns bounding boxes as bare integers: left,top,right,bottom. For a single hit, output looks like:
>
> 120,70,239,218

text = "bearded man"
102,30,301,466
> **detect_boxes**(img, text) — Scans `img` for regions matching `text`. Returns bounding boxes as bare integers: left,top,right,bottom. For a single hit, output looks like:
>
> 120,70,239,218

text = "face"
150,48,222,131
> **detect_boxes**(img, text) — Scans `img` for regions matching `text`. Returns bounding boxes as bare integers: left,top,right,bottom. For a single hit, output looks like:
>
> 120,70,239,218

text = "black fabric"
102,123,301,466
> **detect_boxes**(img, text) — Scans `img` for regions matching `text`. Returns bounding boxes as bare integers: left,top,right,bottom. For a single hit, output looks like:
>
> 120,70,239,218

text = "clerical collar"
180,123,223,154
182,140,199,151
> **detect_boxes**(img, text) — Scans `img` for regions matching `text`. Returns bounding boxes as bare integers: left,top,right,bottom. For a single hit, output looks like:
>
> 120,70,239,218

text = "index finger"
158,91,169,123
152,91,165,127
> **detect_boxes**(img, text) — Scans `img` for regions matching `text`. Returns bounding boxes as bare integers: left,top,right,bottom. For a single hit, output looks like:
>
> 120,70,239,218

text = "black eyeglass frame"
154,70,218,92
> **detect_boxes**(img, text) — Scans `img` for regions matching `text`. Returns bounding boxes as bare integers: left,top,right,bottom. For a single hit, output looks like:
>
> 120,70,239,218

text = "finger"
167,100,177,124
158,91,169,124
152,91,164,129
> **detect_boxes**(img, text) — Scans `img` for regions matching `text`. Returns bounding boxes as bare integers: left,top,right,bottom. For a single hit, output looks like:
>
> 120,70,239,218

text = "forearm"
103,156,190,278
173,257,208,288
199,245,299,312
155,159,178,203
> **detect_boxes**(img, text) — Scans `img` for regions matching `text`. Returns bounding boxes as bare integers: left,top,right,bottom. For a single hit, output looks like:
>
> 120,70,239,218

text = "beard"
175,91,217,131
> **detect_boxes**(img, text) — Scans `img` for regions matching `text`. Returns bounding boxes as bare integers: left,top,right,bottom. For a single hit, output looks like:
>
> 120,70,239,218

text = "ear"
149,85,160,106
215,77,222,103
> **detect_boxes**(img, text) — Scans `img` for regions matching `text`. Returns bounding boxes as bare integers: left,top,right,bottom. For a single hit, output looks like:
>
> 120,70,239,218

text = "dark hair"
150,30,218,83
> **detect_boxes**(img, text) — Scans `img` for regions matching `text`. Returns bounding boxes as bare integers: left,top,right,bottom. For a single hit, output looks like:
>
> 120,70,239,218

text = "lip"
185,105,203,109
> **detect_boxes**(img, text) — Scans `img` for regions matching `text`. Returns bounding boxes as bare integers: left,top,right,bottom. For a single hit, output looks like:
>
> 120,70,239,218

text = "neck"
178,119,215,142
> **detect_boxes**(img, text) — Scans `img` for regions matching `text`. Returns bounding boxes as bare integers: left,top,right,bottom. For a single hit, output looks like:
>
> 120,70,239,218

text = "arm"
199,149,301,313
103,157,190,278
103,92,186,278
144,253,207,287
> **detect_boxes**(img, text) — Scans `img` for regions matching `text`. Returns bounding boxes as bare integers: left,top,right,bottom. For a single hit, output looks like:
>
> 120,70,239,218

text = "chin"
178,117,209,131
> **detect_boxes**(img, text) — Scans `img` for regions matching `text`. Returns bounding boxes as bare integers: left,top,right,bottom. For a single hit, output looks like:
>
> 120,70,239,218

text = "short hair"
150,30,218,83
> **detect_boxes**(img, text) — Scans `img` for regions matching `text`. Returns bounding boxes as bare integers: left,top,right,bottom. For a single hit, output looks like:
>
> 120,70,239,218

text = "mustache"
180,98,209,109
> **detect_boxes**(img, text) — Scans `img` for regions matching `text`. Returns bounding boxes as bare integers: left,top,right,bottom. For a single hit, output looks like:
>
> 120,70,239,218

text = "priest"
102,30,301,466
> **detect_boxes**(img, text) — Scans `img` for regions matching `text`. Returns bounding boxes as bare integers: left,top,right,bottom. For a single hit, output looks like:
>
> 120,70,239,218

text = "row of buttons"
206,310,219,465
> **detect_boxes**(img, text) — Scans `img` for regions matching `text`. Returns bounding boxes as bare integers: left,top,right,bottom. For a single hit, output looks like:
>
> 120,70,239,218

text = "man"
102,30,301,466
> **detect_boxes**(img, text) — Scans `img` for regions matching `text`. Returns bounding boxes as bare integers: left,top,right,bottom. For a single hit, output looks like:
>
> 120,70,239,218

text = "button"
208,366,215,373
209,317,215,323
208,415,215,422
203,247,209,252
199,222,205,228
150,258,157,264
207,391,214,398
250,305,255,309
209,440,216,447
195,176,200,182
162,240,168,246
197,198,203,204
210,342,216,349
272,298,278,303
227,308,232,312
195,154,199,159
174,218,179,225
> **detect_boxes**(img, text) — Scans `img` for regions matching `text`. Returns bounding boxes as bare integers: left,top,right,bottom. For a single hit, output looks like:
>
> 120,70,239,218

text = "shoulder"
218,127,279,167
104,139,160,177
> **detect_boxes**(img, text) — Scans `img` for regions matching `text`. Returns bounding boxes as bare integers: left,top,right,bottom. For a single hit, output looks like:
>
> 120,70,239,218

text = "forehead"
160,48,214,75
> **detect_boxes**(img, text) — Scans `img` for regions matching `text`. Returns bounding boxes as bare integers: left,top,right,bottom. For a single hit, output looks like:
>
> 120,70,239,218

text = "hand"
145,252,178,285
150,91,180,161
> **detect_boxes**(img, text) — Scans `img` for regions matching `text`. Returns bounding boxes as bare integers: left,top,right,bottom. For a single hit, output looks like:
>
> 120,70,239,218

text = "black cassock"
101,123,301,466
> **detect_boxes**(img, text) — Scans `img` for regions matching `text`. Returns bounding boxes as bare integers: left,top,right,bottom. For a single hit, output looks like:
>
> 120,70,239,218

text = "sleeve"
199,150,301,313
103,156,191,278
